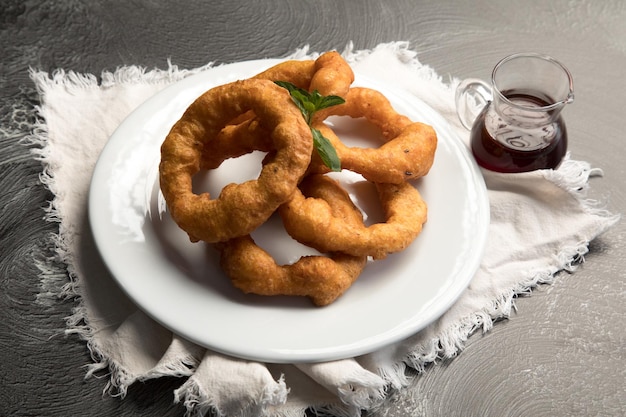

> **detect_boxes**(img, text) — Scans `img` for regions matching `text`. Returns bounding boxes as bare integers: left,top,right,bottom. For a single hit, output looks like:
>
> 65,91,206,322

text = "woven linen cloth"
29,42,619,417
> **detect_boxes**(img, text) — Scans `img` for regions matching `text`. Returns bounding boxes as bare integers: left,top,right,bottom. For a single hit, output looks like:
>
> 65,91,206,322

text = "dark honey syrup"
470,90,568,173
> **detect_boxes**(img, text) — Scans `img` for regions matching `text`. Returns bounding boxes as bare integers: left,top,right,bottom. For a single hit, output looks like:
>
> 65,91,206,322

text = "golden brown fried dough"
160,52,438,306
280,176,427,260
252,58,316,90
159,78,312,243
309,50,355,97
206,57,319,157
206,51,355,171
216,175,367,306
312,87,438,183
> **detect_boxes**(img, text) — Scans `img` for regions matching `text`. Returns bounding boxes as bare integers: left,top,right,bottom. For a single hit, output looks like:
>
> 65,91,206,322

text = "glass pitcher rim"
491,52,575,112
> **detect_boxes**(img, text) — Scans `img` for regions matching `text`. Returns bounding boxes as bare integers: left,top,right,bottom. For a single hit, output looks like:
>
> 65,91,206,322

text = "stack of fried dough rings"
159,51,437,306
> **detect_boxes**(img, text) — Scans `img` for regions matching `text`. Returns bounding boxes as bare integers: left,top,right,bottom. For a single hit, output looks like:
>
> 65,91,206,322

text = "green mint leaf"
308,90,324,108
318,95,346,110
274,80,299,94
302,101,317,117
290,89,310,105
311,128,341,172
275,80,344,171
290,99,308,119
288,90,310,120
275,81,311,105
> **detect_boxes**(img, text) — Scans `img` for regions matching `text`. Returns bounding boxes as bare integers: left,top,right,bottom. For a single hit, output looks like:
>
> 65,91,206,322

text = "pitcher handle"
455,78,492,130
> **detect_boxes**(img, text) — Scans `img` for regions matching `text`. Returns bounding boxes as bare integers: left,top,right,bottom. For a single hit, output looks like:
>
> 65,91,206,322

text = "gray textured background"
1,1,624,416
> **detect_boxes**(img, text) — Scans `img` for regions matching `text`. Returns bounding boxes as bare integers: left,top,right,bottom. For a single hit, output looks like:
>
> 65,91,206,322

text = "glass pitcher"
456,53,574,173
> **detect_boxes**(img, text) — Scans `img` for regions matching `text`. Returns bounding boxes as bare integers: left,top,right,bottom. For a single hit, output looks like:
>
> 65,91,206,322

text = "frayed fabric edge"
306,44,618,415
173,375,290,417
402,237,598,370
392,157,620,385
28,59,216,97
23,96,141,398
543,155,622,224
24,42,621,417
25,61,220,401
25,41,424,417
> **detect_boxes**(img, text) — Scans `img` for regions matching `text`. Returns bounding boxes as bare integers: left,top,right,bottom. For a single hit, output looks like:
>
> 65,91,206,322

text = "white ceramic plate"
89,59,489,363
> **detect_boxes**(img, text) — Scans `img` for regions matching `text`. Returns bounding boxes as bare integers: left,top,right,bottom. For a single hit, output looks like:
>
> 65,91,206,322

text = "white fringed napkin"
30,42,618,417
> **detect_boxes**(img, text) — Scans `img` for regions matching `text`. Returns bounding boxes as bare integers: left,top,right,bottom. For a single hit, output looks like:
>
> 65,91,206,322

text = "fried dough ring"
215,175,367,306
200,51,355,170
279,175,427,260
308,50,355,97
200,117,273,170
159,78,312,243
252,58,316,90
253,50,354,97
311,87,438,183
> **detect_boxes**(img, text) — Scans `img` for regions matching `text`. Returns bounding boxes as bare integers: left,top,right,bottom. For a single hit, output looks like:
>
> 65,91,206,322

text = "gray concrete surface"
1,1,624,416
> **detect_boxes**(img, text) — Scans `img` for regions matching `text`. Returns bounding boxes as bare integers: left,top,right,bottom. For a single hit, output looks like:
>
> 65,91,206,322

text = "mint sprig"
275,81,344,172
